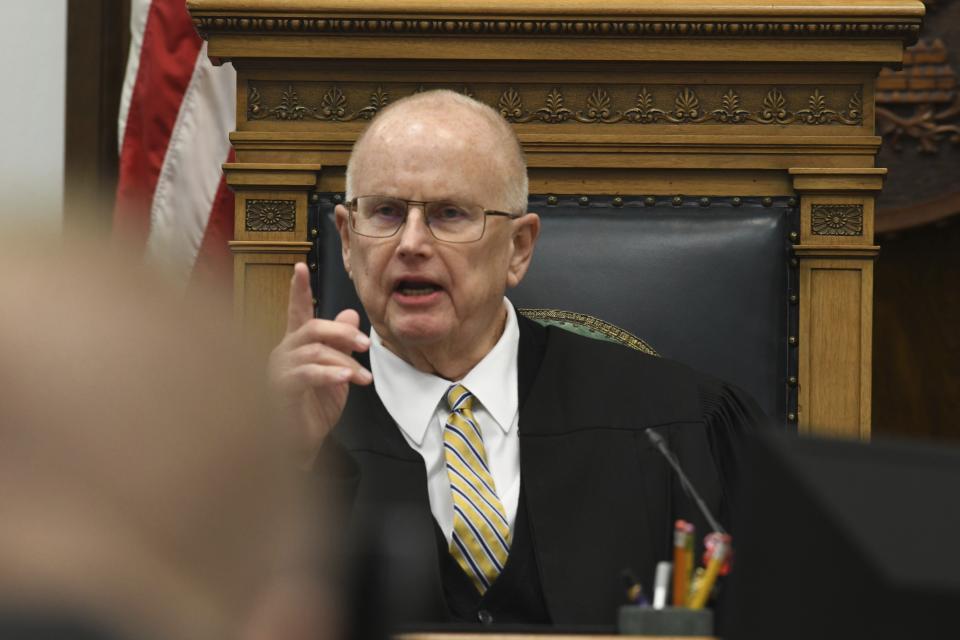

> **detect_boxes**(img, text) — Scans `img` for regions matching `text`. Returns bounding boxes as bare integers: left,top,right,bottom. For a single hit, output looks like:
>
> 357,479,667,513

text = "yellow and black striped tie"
443,383,511,593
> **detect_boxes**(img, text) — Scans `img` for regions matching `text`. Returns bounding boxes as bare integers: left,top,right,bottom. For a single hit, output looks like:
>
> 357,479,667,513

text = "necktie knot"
446,383,474,413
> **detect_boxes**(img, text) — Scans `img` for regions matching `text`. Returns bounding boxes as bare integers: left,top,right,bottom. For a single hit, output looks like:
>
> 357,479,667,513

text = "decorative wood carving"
875,0,960,232
811,204,865,236
877,39,960,153
193,16,920,43
245,199,296,231
246,82,864,127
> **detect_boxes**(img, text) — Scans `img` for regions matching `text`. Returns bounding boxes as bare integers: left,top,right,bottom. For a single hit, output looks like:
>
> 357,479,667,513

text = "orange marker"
671,520,695,606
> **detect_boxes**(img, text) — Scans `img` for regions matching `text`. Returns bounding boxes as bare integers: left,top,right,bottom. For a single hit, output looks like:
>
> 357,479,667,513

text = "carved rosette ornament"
245,199,296,232
810,204,864,236
247,83,865,127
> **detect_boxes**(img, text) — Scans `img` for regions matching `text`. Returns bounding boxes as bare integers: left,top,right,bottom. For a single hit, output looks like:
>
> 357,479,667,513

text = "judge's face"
335,107,538,365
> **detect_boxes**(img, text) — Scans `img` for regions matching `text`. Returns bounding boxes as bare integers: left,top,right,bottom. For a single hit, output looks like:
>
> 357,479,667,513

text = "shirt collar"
369,299,520,446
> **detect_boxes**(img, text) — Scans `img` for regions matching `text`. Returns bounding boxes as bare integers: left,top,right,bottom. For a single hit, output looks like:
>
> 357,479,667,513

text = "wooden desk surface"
396,634,714,640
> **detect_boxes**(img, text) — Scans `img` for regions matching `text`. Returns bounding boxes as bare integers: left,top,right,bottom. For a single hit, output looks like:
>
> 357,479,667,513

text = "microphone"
645,429,726,535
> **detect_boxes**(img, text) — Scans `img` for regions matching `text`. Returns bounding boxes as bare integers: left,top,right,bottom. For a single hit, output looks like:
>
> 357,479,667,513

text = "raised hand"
267,262,372,464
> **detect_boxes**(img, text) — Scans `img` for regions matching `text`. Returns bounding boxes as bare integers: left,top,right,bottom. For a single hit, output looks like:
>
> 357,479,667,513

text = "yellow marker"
688,539,727,609
688,567,706,604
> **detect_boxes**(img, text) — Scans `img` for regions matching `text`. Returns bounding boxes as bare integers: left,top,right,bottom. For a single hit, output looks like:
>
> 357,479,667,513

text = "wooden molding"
223,162,322,189
793,244,881,258
790,168,888,192
229,241,313,253
189,0,924,44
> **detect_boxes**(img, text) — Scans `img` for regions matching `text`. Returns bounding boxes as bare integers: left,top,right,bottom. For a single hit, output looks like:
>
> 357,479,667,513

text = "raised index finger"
286,262,314,334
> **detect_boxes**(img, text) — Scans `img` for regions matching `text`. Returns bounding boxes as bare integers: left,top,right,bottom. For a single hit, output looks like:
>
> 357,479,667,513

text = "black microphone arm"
645,429,726,535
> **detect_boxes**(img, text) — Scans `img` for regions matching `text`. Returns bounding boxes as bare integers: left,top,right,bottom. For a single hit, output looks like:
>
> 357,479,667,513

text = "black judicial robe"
325,312,767,627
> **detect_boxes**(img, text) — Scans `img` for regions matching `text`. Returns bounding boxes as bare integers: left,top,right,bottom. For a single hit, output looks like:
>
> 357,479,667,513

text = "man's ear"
334,204,353,279
506,212,540,289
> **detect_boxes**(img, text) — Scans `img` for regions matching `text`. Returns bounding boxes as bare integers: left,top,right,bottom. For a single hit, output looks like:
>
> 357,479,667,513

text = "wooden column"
791,168,885,439
225,163,320,346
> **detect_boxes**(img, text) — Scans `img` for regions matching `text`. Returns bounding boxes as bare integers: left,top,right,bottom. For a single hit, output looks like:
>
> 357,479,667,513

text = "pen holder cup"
618,606,713,636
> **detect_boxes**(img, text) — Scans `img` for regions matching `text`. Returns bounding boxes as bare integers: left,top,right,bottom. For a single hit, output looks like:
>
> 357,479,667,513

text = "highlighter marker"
688,537,728,609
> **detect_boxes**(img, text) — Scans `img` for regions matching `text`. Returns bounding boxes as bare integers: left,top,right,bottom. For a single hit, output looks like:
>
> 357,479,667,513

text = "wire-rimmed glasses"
347,195,521,243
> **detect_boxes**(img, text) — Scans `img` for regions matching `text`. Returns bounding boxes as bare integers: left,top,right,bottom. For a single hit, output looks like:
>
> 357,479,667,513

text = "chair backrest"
311,193,798,425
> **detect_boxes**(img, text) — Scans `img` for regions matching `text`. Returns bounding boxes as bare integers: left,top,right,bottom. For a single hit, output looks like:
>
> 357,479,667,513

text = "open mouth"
395,280,443,297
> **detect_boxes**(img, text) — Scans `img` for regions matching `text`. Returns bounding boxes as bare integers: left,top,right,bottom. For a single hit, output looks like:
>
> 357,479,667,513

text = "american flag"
114,0,236,293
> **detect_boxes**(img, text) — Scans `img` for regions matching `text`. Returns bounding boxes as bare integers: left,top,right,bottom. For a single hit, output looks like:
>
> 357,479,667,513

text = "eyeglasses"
347,195,521,243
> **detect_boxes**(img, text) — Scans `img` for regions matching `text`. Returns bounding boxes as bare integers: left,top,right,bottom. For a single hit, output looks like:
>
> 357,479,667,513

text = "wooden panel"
799,260,873,439
874,219,960,442
232,242,311,349
242,261,292,338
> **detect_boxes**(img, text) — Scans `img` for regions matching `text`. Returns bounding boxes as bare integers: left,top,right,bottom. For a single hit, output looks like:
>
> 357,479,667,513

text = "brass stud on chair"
787,412,797,422
309,262,318,271
788,376,798,387
699,197,711,207
731,197,742,207
310,193,320,204
333,194,343,204
644,196,656,207
547,195,558,205
612,196,624,207
788,335,798,346
312,297,318,306
579,196,590,206
672,196,683,206
790,258,799,267
762,197,773,207
310,228,319,238
790,294,798,304
789,231,799,243
787,197,797,207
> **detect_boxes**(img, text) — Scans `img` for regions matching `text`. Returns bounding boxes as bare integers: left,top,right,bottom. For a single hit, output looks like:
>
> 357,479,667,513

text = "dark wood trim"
877,190,960,234
63,0,131,237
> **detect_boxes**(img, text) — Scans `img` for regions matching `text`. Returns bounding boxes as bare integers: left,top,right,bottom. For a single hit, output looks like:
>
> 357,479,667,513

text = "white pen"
653,561,672,609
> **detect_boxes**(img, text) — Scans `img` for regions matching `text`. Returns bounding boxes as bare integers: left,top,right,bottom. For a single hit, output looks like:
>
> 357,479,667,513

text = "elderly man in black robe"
268,89,765,628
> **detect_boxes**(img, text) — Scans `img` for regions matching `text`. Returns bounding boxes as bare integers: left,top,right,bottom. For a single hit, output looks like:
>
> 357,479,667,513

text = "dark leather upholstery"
311,194,796,425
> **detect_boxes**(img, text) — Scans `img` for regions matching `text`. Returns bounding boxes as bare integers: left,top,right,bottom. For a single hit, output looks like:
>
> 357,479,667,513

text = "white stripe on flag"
144,43,236,289
118,0,154,152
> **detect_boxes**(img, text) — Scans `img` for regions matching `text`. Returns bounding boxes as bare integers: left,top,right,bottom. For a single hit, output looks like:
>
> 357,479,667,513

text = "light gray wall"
0,1,67,231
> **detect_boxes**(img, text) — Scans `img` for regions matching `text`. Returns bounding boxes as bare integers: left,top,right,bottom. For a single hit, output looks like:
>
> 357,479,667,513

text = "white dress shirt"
369,298,521,544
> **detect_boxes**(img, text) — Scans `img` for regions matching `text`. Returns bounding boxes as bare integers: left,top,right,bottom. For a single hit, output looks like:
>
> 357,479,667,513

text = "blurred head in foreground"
0,236,313,640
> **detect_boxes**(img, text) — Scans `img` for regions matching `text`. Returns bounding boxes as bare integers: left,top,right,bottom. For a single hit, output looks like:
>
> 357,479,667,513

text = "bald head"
346,90,528,214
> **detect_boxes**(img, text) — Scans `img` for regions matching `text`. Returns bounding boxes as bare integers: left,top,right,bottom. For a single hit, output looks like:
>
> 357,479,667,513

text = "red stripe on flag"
187,149,236,294
113,0,202,250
